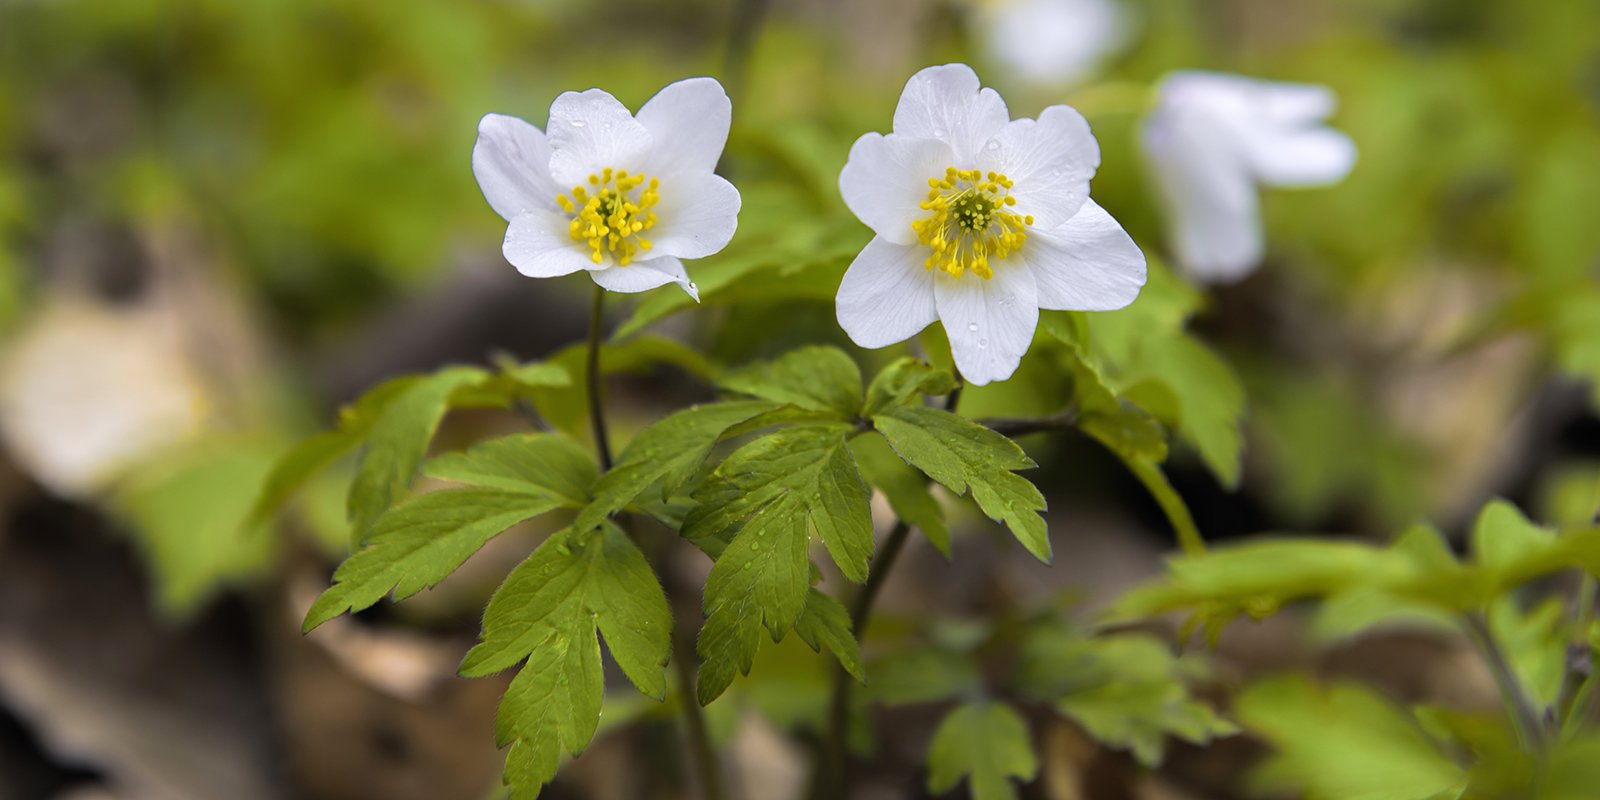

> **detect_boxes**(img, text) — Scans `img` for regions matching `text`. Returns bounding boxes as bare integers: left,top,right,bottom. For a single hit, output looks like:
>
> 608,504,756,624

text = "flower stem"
1464,611,1544,752
586,287,719,798
587,283,613,471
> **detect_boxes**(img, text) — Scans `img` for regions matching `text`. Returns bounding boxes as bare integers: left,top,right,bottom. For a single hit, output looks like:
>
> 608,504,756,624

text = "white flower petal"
503,209,595,278
636,77,732,177
893,63,1010,163
590,256,697,299
1022,201,1145,310
472,113,563,221
648,172,741,260
978,0,1130,85
836,237,939,348
839,133,955,246
1142,114,1262,283
980,104,1099,229
933,265,1038,386
546,89,653,188
1242,127,1357,187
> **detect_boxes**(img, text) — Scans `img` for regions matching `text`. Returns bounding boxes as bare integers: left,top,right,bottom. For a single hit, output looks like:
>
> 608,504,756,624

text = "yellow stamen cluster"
555,167,660,266
910,167,1032,280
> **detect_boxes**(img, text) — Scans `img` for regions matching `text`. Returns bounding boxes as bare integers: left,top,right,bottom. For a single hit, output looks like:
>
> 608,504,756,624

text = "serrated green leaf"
304,487,562,632
926,702,1037,800
461,525,671,698
462,523,671,797
793,589,865,683
424,433,597,505
720,345,863,417
871,405,1048,561
852,432,950,557
348,366,489,538
691,426,873,704
1237,677,1466,800
574,400,783,533
863,358,956,417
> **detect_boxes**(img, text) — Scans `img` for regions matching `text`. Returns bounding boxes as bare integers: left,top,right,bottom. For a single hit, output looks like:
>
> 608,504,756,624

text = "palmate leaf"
689,424,873,704
852,432,950,557
863,357,957,417
870,404,1049,562
302,433,596,631
926,702,1038,800
461,523,672,798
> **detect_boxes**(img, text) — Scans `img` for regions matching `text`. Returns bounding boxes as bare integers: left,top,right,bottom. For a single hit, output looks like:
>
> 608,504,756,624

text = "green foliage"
464,523,672,797
1014,622,1236,766
872,404,1049,562
926,702,1038,800
1237,677,1468,800
302,433,595,631
1114,500,1600,638
852,432,951,557
692,424,872,703
719,345,863,417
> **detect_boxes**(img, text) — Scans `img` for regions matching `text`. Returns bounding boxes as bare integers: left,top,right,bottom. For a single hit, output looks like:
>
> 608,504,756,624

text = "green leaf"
926,702,1038,800
424,433,597,505
719,345,863,417
1016,625,1236,766
863,357,956,417
1121,456,1205,556
793,589,865,683
690,426,873,704
871,405,1048,562
852,432,950,557
1237,677,1466,800
462,524,672,796
574,400,783,532
304,488,563,632
347,366,489,538
868,647,982,706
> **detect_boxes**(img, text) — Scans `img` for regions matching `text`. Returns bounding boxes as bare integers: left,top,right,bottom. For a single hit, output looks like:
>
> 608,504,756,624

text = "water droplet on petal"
979,338,989,348
570,119,587,128
688,282,699,291
985,140,1000,151
967,323,979,333
932,128,947,138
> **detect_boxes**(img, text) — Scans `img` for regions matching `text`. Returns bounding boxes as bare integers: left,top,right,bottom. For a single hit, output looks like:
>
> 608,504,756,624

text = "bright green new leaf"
347,366,489,538
691,426,873,704
461,524,672,796
1237,676,1467,800
872,405,1049,562
719,345,863,418
574,400,783,532
852,432,950,557
304,488,563,632
926,702,1038,800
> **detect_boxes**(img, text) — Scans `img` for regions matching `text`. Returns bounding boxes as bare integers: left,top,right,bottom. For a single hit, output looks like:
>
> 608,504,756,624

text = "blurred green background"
0,0,1598,798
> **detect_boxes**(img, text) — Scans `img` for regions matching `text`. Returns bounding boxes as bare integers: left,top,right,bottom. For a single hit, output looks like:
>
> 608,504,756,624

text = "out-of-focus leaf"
926,702,1038,800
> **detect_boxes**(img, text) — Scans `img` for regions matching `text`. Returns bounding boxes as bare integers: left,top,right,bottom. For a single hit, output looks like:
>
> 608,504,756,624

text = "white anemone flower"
1141,70,1357,284
837,63,1146,386
472,77,742,299
971,0,1131,86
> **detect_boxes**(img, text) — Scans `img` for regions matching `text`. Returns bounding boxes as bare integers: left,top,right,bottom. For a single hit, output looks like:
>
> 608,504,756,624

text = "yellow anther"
555,165,661,267
910,166,1030,280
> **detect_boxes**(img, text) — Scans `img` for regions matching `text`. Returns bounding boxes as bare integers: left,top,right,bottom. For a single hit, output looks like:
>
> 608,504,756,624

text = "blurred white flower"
472,77,742,299
1141,70,1357,283
837,64,1145,386
971,0,1132,86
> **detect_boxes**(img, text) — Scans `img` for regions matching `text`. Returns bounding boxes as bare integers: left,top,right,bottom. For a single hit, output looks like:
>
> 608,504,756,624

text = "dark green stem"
675,632,724,800
586,284,613,471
